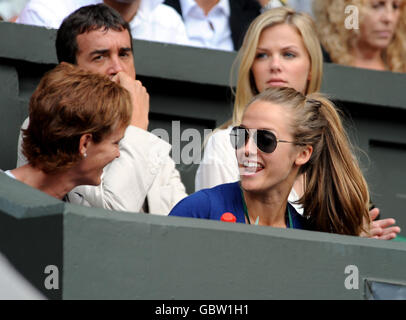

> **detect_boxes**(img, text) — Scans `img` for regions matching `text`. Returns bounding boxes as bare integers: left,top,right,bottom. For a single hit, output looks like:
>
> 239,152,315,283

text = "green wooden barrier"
0,23,405,300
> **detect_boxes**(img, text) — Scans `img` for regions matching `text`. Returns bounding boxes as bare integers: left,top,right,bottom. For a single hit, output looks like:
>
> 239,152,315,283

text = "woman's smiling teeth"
240,161,264,175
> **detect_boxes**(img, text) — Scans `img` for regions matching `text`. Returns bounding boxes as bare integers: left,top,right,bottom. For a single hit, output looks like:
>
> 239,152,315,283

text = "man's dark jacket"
164,0,261,50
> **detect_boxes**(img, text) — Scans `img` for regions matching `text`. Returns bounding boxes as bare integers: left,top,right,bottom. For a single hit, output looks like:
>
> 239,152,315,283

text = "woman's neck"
351,42,386,71
103,0,140,22
293,173,305,198
243,187,290,227
11,165,77,200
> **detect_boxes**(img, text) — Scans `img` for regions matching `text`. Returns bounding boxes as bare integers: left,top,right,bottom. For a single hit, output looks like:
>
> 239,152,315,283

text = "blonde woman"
313,0,406,72
195,7,321,197
194,7,400,239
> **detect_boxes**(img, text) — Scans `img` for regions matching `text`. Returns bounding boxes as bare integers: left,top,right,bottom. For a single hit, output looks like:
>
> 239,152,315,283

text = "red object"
220,212,237,223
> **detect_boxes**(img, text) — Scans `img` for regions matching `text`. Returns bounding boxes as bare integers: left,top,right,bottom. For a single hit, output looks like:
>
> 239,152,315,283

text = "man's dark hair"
56,4,133,64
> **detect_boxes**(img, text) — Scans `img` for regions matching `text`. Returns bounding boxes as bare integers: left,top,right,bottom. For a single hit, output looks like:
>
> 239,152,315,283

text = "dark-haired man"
17,4,187,214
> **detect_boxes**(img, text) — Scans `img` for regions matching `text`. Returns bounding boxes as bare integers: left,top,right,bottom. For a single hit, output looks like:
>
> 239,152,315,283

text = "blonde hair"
249,87,370,236
228,7,323,127
313,0,406,72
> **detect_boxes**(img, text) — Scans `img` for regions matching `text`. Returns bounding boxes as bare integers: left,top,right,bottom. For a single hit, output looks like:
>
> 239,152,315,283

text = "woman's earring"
83,152,87,158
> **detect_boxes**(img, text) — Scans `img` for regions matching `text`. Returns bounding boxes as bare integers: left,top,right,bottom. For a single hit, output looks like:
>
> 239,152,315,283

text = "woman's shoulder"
175,182,241,207
201,181,241,196
169,182,242,219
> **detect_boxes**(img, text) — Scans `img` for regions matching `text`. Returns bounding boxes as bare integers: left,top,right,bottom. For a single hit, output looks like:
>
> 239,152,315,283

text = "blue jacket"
170,182,311,229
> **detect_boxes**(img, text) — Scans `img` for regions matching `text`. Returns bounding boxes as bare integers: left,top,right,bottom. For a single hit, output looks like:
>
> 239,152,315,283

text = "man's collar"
180,0,230,17
179,0,198,17
217,0,230,16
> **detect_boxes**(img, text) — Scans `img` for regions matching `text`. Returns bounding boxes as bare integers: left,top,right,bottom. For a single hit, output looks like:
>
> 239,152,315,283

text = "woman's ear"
79,133,92,158
295,145,313,166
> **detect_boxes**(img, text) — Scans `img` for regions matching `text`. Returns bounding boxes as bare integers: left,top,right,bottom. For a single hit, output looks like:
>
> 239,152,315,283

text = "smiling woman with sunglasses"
170,87,371,235
191,6,399,238
195,7,322,214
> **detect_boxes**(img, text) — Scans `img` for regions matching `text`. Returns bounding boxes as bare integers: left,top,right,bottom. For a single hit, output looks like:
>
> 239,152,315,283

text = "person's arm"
146,154,187,215
195,128,240,191
16,0,61,28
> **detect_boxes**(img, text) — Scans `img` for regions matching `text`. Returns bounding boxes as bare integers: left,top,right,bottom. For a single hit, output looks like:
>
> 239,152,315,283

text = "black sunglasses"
230,126,297,154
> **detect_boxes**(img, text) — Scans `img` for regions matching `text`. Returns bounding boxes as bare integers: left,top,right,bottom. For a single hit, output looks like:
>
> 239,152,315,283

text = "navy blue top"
170,182,310,230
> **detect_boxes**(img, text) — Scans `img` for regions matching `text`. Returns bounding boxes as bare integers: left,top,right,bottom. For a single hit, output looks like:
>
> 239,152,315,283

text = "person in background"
196,7,322,196
164,0,261,51
313,0,406,72
171,87,372,237
259,0,314,16
0,0,28,21
16,0,190,46
16,4,187,214
6,63,132,202
194,7,400,239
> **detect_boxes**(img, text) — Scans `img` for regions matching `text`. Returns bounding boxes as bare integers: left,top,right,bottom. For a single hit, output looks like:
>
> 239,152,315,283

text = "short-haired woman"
4,63,132,202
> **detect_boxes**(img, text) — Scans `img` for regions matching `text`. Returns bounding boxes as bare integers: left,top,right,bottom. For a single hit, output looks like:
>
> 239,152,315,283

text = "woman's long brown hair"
248,87,370,235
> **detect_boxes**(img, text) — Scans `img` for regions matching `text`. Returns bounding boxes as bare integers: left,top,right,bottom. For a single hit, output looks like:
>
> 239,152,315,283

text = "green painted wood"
0,23,405,300
0,174,63,300
62,204,406,299
0,172,405,300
